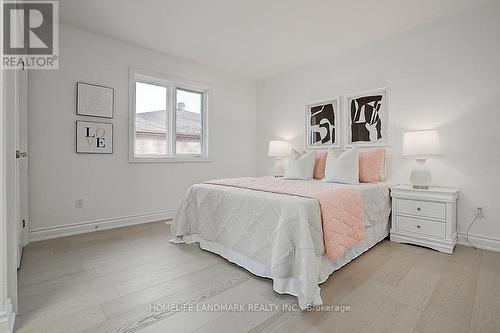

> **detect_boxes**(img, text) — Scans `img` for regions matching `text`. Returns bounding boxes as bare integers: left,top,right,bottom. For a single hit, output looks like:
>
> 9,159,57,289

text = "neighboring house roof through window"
136,108,201,138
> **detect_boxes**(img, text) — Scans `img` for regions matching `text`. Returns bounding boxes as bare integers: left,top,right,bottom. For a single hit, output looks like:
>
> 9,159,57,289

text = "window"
176,88,203,155
135,81,168,156
130,68,209,162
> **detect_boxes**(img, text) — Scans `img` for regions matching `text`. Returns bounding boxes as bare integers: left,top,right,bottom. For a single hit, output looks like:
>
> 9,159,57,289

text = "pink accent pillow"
359,149,385,183
313,150,328,179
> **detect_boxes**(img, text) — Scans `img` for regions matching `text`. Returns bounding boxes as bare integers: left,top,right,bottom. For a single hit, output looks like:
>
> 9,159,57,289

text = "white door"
15,67,29,267
7,4,30,267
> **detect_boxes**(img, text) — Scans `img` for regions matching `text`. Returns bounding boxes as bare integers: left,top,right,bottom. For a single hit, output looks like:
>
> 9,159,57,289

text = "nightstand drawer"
396,199,445,220
396,216,446,238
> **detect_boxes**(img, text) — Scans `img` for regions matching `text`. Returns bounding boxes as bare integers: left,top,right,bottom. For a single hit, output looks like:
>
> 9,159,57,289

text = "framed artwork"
345,87,390,147
305,98,341,148
76,121,113,154
76,82,114,118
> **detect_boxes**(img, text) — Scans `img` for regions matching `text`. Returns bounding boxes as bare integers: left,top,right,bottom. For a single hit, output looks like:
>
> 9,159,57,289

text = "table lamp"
268,141,289,177
403,130,441,189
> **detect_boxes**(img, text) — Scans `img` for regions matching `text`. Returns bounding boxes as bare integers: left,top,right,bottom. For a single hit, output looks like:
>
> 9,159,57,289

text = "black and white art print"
306,98,340,149
76,121,113,154
345,88,390,147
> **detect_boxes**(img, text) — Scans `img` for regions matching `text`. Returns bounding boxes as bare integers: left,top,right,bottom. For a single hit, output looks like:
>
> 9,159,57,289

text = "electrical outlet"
475,205,485,218
76,198,85,208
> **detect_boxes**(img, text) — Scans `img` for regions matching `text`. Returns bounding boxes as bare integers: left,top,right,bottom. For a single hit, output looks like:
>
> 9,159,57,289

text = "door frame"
1,0,19,329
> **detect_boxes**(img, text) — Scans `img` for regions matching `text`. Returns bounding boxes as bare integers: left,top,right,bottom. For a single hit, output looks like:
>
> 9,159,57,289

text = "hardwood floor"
15,222,500,333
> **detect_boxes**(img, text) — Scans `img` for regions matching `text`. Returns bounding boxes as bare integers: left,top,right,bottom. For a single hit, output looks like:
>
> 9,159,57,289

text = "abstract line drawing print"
345,88,389,147
350,95,383,143
310,103,335,144
306,98,340,148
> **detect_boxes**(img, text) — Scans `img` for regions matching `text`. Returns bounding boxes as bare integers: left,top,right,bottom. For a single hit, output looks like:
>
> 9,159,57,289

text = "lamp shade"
268,141,289,157
403,130,441,156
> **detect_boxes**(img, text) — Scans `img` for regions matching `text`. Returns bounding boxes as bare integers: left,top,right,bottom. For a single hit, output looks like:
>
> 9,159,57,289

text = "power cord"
464,214,480,249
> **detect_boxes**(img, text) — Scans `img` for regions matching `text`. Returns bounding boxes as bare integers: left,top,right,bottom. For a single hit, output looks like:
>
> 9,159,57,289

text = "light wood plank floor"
15,222,500,333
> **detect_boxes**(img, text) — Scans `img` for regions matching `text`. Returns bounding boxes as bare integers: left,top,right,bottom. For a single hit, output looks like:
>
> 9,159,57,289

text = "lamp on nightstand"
268,140,289,177
403,130,441,189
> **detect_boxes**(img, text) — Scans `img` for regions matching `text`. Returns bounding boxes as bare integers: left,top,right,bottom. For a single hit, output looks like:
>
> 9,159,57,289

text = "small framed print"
76,82,114,118
305,98,341,148
345,87,390,147
76,121,113,154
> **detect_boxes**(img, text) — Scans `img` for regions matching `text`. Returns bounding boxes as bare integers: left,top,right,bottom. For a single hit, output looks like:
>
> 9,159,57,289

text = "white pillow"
324,147,359,184
284,149,316,180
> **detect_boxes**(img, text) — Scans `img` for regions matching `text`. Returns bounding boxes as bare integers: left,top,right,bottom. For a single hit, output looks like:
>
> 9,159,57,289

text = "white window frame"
129,67,210,163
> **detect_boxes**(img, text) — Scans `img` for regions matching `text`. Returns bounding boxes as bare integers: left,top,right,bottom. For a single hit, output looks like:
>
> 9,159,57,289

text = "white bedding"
171,180,391,309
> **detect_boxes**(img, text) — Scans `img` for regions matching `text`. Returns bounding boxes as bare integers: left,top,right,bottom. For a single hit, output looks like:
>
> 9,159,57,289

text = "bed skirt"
171,220,390,309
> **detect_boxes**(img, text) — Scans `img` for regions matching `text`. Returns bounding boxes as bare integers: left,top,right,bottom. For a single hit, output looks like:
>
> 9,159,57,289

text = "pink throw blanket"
206,177,365,260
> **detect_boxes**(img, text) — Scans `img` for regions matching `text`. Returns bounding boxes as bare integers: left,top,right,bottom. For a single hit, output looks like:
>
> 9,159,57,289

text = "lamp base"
273,158,286,177
410,158,431,190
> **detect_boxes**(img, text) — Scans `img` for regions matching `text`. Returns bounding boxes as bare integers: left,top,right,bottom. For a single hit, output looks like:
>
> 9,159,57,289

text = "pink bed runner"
206,177,365,260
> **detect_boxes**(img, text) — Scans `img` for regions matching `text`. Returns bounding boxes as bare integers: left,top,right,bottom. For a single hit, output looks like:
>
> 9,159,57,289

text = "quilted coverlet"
206,177,365,260
171,177,378,309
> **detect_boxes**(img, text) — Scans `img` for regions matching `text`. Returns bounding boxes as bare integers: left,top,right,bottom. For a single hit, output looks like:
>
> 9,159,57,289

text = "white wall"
28,25,256,235
257,2,500,246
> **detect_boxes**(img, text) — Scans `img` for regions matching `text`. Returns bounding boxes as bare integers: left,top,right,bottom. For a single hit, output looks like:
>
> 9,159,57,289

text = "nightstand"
390,185,458,254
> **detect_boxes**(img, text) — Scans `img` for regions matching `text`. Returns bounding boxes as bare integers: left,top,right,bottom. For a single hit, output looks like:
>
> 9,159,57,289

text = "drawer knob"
416,225,421,229
416,207,421,211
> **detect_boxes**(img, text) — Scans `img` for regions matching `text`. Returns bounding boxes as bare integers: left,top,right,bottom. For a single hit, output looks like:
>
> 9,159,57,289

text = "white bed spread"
171,180,391,309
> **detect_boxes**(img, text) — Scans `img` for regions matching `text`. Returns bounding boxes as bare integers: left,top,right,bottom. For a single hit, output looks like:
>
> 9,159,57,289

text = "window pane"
135,82,167,156
176,89,202,155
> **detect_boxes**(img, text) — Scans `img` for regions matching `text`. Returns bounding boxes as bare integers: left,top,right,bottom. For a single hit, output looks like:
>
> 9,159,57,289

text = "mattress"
172,180,391,309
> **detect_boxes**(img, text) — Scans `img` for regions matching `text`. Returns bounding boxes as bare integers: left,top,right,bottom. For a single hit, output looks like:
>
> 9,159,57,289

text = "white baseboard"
29,210,175,242
0,298,15,333
457,232,500,253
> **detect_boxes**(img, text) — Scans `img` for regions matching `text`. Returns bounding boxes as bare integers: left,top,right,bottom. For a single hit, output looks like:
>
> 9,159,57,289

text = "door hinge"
16,150,28,159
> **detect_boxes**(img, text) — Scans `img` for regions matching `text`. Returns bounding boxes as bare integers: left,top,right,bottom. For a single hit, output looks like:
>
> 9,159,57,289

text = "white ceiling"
60,0,492,79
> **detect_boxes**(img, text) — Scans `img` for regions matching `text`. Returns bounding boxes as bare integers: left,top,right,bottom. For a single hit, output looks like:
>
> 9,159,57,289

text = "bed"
171,177,391,309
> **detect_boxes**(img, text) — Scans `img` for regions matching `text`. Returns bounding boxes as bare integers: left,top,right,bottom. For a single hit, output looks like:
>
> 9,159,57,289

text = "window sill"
129,156,212,163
